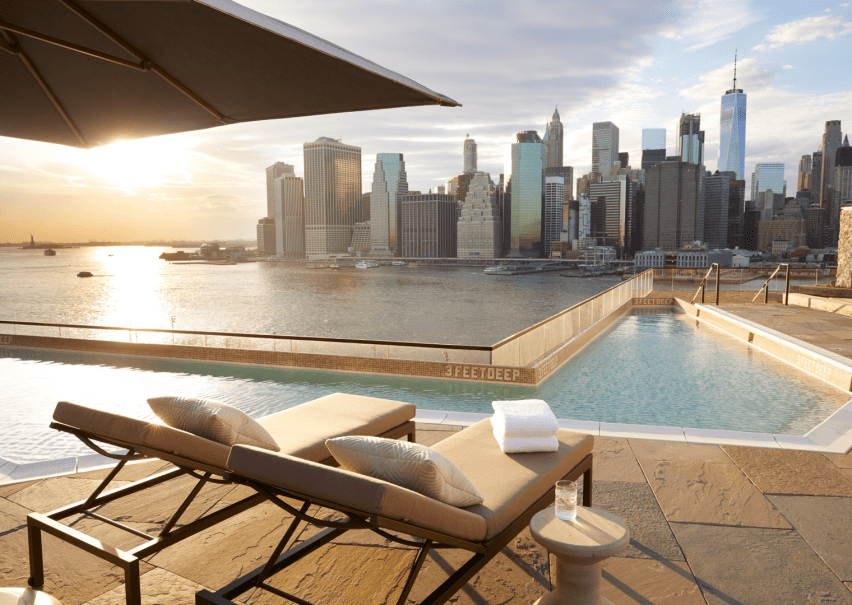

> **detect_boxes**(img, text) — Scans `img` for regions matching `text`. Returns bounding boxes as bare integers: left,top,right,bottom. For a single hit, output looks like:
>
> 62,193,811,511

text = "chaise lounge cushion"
325,436,484,507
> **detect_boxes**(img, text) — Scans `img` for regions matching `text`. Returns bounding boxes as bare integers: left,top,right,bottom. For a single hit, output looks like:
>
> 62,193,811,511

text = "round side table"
0,589,61,605
530,506,629,605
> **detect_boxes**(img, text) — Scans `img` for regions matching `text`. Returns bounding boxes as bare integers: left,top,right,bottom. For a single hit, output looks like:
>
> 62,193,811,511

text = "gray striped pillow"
147,396,279,452
326,436,483,507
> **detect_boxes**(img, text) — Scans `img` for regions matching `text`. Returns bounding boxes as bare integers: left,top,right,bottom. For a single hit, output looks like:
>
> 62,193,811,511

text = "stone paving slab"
0,496,30,533
7,477,131,513
82,567,207,605
583,481,685,561
824,449,852,469
629,440,733,465
670,522,852,605
592,437,646,483
0,479,40,499
638,459,791,529
601,557,706,605
722,445,852,496
73,460,175,482
768,495,852,581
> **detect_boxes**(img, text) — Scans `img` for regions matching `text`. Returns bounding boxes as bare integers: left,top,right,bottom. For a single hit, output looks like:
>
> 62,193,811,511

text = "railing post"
715,264,720,306
785,264,790,306
765,277,770,303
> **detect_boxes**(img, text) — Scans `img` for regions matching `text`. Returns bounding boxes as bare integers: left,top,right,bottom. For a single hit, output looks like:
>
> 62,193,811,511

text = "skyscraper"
798,155,812,192
369,153,408,256
463,134,477,174
836,135,852,210
592,122,619,176
457,172,501,258
677,113,704,166
589,175,634,255
543,107,563,169
545,166,574,200
266,162,293,219
810,151,823,207
644,161,703,249
303,137,361,259
401,193,457,258
705,171,733,248
543,176,564,257
719,56,747,180
507,131,545,258
753,163,785,218
820,120,843,209
272,167,305,259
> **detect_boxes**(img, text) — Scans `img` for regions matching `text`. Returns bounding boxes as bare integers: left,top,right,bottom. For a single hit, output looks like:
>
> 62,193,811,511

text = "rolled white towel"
494,435,559,454
491,399,558,438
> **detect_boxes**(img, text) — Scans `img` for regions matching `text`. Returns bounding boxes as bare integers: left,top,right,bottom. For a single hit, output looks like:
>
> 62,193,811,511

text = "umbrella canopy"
0,0,459,149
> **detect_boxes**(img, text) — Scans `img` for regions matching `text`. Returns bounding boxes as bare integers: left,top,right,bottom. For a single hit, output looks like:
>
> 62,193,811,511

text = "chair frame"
26,419,416,605
196,452,593,605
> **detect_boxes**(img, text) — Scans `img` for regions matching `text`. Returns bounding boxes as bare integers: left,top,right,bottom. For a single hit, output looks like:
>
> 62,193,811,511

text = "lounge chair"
197,418,593,605
26,394,416,605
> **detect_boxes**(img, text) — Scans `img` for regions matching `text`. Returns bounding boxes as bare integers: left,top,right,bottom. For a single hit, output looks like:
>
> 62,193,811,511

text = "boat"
355,261,379,269
392,260,406,266
44,249,56,256
77,271,93,278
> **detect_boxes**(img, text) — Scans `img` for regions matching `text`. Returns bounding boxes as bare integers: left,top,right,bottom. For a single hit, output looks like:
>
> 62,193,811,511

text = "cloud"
753,14,852,51
679,57,778,99
782,64,795,70
659,0,763,50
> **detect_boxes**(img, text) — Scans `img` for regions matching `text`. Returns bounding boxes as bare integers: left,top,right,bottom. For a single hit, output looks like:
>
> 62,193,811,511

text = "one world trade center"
719,54,747,180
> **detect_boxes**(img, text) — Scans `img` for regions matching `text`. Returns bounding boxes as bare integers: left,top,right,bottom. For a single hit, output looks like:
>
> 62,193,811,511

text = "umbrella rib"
58,0,231,125
3,30,87,147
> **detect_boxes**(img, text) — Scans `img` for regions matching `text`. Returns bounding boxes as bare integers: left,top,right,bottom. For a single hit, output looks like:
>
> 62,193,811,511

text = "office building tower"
705,171,734,248
642,129,666,151
266,162,293,218
589,175,634,255
752,163,785,218
545,166,574,200
820,120,843,208
350,222,371,254
618,152,629,171
506,131,545,257
810,152,823,207
677,113,704,166
272,168,306,259
457,172,501,258
369,153,408,256
401,193,457,258
728,179,746,249
592,122,619,176
303,137,361,258
463,134,477,174
743,208,761,250
641,149,667,172
361,193,371,222
750,172,757,203
837,136,852,209
437,185,446,194
543,108,564,169
719,57,747,180
454,172,478,216
806,206,826,249
447,176,459,196
543,176,564,257
627,185,645,258
578,194,591,242
644,161,704,249
798,155,812,192
759,199,806,251
256,217,276,255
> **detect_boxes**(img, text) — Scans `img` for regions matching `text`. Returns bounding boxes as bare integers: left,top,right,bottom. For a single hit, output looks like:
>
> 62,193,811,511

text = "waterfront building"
578,194,591,242
272,168,306,259
401,193,457,258
369,153,408,256
644,161,703,249
457,172,501,258
266,162,293,218
589,175,634,256
350,222,371,254
820,120,843,210
543,176,564,257
719,59,747,180
798,155,812,192
506,131,545,258
677,113,704,166
256,217,275,255
545,166,574,200
759,198,806,250
543,108,563,169
705,171,733,249
677,249,733,269
463,134,477,174
635,249,665,269
303,137,361,259
592,122,619,176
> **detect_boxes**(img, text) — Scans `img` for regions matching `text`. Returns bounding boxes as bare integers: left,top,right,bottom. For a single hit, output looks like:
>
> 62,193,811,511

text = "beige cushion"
256,393,415,462
147,396,280,452
227,445,488,542
54,401,150,447
326,436,483,507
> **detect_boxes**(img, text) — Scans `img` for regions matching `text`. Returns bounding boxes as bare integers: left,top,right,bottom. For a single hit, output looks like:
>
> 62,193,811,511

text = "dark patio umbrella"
0,0,459,149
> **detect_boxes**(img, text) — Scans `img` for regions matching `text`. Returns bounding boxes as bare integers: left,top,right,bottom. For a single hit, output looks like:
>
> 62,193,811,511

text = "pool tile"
774,434,831,451
5,456,77,482
722,446,852,496
629,440,733,465
442,411,491,426
592,437,646,483
599,423,686,442
583,480,685,561
683,428,780,448
638,459,791,529
768,495,852,581
601,557,705,605
670,523,852,605
807,398,852,451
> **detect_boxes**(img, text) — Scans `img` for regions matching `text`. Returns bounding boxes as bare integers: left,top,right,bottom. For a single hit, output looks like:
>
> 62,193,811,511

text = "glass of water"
555,480,579,521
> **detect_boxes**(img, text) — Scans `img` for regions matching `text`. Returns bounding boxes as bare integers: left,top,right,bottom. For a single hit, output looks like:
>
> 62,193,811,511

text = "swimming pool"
2,308,848,463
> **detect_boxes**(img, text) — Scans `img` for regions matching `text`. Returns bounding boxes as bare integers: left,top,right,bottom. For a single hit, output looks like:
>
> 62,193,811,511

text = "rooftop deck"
2,295,852,604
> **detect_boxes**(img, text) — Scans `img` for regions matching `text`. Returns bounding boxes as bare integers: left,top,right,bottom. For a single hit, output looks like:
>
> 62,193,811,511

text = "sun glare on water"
68,136,192,188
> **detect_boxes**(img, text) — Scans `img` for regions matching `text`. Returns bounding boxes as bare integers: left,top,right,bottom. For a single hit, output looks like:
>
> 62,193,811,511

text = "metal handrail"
751,264,790,304
690,264,720,305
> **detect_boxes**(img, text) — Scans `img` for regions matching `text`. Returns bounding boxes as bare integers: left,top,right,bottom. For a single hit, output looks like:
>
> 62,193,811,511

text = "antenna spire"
733,49,738,90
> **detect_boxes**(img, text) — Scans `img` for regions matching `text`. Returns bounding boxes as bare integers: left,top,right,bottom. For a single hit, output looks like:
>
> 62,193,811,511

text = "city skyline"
2,0,852,242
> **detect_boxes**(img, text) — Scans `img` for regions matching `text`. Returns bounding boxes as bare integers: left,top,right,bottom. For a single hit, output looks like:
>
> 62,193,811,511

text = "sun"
67,135,193,188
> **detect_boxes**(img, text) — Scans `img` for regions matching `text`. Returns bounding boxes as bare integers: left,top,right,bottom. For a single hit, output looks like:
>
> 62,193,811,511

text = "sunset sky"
2,0,851,243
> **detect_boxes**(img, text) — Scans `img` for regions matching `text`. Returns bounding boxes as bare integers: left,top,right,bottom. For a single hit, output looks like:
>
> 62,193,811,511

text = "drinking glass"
555,480,579,521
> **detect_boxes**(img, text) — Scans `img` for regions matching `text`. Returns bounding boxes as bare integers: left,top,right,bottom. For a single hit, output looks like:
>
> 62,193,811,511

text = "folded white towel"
491,399,558,438
494,435,559,454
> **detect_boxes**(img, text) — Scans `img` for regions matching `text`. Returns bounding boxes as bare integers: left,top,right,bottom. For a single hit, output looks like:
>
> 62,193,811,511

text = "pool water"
1,308,848,463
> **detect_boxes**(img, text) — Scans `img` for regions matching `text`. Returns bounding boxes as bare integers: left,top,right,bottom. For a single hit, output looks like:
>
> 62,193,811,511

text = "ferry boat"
355,261,379,269
77,271,93,278
44,248,56,256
